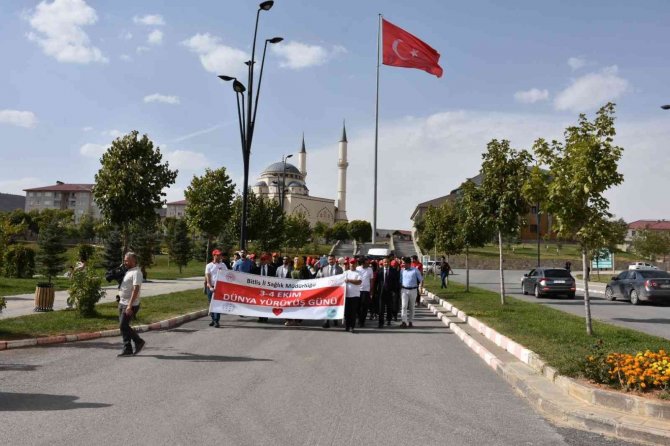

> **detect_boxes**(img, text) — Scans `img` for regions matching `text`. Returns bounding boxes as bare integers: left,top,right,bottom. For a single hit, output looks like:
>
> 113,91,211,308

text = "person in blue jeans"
440,256,452,289
205,249,228,327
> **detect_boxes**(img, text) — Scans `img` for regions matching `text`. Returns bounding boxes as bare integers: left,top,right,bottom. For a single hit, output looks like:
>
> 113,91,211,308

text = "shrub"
0,296,6,312
68,269,106,317
607,350,670,392
579,339,613,385
77,243,96,263
3,244,36,278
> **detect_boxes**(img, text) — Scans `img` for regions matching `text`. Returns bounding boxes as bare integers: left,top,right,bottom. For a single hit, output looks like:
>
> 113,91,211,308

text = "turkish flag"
382,19,443,78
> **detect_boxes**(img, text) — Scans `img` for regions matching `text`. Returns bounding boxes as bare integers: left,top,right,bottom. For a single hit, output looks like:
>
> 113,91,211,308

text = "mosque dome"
261,162,302,176
254,180,268,187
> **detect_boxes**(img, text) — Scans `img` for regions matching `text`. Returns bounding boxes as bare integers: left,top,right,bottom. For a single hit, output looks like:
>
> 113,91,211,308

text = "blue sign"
591,249,613,269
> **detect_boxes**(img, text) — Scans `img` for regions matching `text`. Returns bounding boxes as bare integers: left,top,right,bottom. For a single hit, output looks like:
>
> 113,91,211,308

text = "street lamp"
280,154,293,211
218,1,282,250
662,105,670,110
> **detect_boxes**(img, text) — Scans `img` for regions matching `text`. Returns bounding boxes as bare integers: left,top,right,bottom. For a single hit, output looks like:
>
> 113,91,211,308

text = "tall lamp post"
218,0,282,250
662,105,670,110
280,154,293,211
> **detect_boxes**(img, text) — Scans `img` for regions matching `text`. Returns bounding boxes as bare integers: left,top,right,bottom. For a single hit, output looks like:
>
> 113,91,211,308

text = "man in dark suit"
318,254,343,328
253,254,276,322
375,257,400,327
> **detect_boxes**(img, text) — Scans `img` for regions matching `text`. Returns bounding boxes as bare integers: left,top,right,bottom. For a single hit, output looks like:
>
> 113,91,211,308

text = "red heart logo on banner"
272,308,283,316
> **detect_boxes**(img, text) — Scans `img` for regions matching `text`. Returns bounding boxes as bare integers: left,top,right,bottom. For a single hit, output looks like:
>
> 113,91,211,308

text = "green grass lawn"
465,243,639,262
0,277,72,297
424,276,670,377
0,289,207,341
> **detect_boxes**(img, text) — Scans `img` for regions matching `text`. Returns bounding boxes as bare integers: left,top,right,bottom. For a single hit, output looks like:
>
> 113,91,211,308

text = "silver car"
605,270,670,305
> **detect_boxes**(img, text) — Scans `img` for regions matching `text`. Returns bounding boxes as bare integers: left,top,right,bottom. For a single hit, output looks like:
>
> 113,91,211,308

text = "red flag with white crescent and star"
382,18,443,78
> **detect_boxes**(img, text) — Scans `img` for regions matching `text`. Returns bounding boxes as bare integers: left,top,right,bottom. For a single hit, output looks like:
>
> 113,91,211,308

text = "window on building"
530,206,538,214
631,230,636,236
529,224,538,233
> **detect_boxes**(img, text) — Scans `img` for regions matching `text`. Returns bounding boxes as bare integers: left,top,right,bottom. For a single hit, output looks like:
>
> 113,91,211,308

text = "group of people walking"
204,249,430,332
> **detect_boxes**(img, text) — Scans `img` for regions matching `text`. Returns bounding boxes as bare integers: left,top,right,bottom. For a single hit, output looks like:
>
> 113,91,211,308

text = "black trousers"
119,304,142,351
358,291,371,326
344,296,360,330
378,290,395,326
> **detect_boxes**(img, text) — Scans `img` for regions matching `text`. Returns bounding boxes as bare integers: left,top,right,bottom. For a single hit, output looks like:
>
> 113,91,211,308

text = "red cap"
348,258,358,265
212,249,222,255
390,260,398,267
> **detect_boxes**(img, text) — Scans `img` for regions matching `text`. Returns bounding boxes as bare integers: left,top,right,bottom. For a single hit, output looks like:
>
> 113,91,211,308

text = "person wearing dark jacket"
375,258,401,327
252,254,276,322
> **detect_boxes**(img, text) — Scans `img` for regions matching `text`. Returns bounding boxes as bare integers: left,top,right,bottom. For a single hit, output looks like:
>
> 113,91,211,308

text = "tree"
418,202,463,258
227,192,285,252
78,213,97,242
0,213,26,271
632,229,670,266
3,245,36,278
348,220,372,243
480,139,531,304
534,102,624,335
522,165,550,267
129,218,159,279
284,214,311,251
93,131,178,251
456,180,493,291
313,222,329,243
331,221,350,241
102,229,123,271
36,221,67,284
170,219,192,273
184,168,236,263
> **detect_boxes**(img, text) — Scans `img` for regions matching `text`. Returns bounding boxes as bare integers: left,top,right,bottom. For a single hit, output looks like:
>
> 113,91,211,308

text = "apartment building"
24,182,100,222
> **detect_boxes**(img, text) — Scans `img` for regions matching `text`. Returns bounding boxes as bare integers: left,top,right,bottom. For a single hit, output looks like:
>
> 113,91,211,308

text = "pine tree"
102,230,123,271
36,221,67,284
171,220,192,273
130,221,158,279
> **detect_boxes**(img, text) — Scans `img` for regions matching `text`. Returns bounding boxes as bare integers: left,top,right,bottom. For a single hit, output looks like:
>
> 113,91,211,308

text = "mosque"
251,123,349,227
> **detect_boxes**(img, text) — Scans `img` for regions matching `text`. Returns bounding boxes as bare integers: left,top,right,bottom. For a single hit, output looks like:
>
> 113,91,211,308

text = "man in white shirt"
206,249,228,328
356,257,373,328
344,259,362,333
399,256,423,328
118,252,145,357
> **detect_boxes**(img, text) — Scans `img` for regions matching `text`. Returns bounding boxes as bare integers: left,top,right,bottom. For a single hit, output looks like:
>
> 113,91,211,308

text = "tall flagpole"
372,14,382,244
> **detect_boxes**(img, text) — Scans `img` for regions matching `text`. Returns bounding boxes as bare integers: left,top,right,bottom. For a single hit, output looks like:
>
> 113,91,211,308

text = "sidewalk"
0,277,203,320
421,291,670,445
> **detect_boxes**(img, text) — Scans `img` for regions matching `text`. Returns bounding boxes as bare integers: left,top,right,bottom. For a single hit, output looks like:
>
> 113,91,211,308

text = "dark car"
605,270,670,305
521,268,576,298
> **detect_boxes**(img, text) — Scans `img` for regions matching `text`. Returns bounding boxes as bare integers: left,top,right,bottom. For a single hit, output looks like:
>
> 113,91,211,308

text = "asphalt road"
449,269,670,340
0,307,636,446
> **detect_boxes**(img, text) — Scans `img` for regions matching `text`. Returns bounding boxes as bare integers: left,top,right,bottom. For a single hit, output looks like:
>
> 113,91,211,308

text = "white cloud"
101,129,123,138
0,177,43,195
147,29,163,45
144,94,180,105
133,14,165,26
554,66,629,112
514,88,549,104
568,57,587,71
182,33,248,77
271,41,346,69
0,110,38,128
79,142,107,157
120,54,131,62
165,150,208,171
25,0,108,64
136,46,150,54
171,124,223,143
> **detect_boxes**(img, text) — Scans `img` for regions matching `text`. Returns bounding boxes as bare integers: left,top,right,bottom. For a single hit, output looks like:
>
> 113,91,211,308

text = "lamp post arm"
252,40,270,129
235,92,246,149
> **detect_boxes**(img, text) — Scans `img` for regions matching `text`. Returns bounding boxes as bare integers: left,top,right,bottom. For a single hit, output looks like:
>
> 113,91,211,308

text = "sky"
1,0,670,230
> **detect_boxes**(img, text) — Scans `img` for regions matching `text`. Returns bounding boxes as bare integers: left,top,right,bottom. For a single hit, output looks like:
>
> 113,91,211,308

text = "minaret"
298,133,307,178
335,121,348,222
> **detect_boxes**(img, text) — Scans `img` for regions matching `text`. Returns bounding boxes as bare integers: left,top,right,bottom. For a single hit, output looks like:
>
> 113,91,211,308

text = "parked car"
628,262,660,271
605,269,670,305
424,260,440,274
521,267,576,298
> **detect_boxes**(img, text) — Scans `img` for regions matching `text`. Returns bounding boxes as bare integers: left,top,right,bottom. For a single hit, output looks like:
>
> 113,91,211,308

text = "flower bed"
583,340,670,396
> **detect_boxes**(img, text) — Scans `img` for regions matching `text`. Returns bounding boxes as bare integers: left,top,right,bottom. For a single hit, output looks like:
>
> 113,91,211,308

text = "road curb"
422,291,670,445
0,309,208,351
